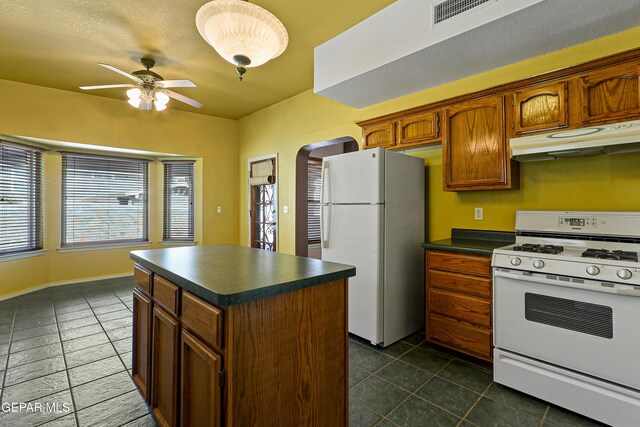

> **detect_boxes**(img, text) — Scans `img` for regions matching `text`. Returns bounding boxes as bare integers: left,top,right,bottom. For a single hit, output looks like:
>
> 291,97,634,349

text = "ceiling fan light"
126,88,142,100
155,91,170,105
196,0,288,69
128,98,141,108
155,102,167,112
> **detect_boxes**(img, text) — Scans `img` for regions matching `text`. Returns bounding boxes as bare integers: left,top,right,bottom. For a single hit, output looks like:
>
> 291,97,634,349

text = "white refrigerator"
321,147,425,347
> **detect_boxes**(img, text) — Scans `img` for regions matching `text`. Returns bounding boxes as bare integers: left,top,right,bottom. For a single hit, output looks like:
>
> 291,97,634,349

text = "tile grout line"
52,290,82,427
0,300,18,404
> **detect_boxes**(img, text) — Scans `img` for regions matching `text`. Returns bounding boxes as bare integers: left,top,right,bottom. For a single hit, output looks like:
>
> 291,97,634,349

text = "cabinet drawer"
428,269,491,297
427,250,491,277
428,314,492,361
154,276,180,316
134,264,152,295
429,288,491,327
182,291,223,350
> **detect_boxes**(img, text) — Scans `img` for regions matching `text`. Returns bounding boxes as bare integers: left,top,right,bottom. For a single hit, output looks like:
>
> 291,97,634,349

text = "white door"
321,148,384,204
321,204,384,344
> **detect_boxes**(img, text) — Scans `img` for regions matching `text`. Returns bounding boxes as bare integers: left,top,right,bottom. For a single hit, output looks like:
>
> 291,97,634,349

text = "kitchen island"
129,244,355,427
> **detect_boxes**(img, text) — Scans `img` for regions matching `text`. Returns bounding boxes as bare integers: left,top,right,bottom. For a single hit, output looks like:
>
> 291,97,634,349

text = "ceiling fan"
80,58,203,111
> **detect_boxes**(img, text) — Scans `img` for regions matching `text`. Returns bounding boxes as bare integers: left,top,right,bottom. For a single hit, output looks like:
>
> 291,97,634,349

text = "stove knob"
510,257,522,266
586,265,600,276
533,260,545,269
617,269,633,280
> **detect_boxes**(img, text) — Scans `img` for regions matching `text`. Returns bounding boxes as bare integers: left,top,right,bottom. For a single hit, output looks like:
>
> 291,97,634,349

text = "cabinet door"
132,288,152,402
181,330,222,427
397,110,440,146
151,306,180,427
362,121,395,149
580,63,640,124
443,96,509,191
513,82,568,135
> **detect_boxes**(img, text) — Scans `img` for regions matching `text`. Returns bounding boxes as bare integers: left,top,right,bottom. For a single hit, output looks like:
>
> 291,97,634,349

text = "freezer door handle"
321,160,331,205
322,205,331,248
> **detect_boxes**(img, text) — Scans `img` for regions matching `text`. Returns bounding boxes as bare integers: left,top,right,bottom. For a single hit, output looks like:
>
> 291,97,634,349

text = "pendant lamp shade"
196,0,288,79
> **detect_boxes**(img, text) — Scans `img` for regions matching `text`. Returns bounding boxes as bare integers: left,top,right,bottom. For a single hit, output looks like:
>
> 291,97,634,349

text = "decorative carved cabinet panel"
443,96,510,191
513,82,568,135
362,121,395,149
397,110,440,146
580,63,640,124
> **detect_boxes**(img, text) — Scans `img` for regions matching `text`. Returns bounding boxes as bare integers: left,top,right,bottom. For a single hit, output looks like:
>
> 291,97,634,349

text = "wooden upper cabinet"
580,63,640,125
443,96,511,191
362,121,395,149
397,110,440,147
512,82,568,135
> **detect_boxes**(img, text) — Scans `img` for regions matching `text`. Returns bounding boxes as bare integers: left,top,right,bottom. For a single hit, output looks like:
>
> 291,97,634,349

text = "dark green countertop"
423,229,515,256
130,245,356,307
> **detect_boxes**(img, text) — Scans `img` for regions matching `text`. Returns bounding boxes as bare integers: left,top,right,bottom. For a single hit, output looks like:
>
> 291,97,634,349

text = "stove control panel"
586,265,600,276
617,269,633,280
559,216,597,229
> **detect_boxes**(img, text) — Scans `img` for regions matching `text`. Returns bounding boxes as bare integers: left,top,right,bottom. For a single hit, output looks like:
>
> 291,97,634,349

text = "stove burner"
581,248,639,262
513,244,564,254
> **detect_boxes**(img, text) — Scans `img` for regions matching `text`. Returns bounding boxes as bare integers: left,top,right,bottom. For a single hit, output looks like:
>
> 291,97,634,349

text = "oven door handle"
493,269,640,297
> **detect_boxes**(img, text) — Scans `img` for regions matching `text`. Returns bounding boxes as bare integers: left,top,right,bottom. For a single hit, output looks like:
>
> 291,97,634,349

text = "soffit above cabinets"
314,0,640,108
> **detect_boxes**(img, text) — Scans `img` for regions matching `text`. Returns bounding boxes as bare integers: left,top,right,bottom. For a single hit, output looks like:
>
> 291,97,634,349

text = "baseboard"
0,272,134,302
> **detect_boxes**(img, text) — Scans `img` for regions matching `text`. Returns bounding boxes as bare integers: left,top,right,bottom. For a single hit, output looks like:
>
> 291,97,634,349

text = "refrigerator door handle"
321,160,331,205
322,205,331,248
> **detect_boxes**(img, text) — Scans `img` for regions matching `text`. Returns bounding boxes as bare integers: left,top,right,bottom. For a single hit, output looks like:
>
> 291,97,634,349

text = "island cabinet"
442,96,518,191
578,63,640,125
425,250,493,362
130,245,355,427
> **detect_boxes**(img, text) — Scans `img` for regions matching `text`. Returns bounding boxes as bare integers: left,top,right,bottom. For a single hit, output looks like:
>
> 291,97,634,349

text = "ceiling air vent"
433,0,493,25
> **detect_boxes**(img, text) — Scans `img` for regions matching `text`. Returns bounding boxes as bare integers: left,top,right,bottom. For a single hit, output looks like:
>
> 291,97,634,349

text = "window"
0,141,44,256
307,158,322,245
61,152,149,247
163,160,195,242
249,158,276,251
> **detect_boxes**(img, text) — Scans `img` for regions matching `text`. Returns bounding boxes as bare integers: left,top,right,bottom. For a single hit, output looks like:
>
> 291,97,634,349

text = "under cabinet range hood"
510,120,640,162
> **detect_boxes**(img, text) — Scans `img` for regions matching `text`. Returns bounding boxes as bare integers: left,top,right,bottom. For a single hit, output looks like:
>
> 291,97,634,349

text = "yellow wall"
0,79,239,298
237,27,640,252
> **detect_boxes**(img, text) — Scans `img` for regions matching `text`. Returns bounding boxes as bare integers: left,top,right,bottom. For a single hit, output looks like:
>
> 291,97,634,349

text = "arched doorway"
295,137,359,257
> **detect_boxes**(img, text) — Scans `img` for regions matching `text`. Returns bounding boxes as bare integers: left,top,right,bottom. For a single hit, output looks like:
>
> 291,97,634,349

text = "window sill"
0,249,47,263
57,242,152,253
160,241,197,246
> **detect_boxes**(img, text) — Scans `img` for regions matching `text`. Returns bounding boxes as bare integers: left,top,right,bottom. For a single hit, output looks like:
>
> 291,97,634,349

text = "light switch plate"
217,206,222,214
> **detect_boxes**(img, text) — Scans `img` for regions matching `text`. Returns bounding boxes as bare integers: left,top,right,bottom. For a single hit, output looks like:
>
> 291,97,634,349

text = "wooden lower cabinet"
181,330,222,427
151,306,180,427
132,263,348,426
425,250,493,362
132,288,152,402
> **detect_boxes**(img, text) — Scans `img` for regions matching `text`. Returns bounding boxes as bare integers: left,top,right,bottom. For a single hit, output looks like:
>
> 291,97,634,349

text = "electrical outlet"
217,206,222,214
283,205,289,214
474,207,484,221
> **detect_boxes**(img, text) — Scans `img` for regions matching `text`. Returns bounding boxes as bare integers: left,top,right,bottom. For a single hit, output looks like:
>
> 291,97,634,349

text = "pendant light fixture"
196,0,289,80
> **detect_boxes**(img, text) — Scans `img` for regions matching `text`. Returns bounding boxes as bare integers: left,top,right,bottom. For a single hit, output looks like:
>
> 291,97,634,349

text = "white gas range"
492,211,640,427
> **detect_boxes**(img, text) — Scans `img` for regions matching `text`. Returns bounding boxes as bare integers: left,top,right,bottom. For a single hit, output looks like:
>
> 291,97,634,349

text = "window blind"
61,152,149,247
0,141,44,255
307,159,322,245
163,160,195,242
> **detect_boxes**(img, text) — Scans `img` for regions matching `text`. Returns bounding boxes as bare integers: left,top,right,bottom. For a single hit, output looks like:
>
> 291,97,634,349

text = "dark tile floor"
348,334,607,427
0,277,155,427
1,278,607,427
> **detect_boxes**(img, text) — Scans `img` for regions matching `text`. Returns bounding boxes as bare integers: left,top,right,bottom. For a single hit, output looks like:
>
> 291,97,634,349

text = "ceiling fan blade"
157,79,197,88
166,90,203,108
98,63,143,84
79,84,137,90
